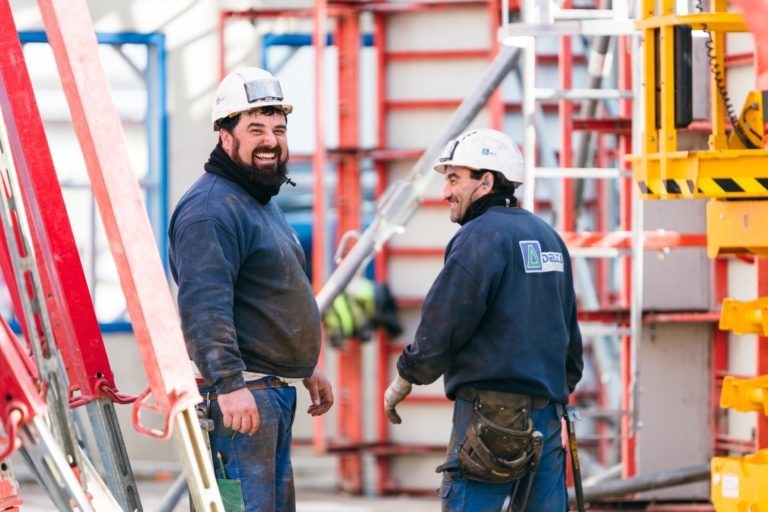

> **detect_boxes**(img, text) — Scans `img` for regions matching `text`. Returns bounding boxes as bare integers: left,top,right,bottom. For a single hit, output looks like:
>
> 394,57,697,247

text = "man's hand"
302,367,334,416
217,387,260,435
384,375,412,424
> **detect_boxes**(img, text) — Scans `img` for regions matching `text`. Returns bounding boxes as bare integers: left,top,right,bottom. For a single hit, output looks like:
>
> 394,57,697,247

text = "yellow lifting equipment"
719,298,768,337
629,1,768,511
711,451,768,512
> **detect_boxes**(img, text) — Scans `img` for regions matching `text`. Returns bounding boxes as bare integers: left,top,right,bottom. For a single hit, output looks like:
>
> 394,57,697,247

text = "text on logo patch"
519,240,564,273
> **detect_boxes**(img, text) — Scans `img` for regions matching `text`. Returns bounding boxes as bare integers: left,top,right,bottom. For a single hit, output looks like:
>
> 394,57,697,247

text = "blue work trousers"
205,379,297,512
439,397,567,512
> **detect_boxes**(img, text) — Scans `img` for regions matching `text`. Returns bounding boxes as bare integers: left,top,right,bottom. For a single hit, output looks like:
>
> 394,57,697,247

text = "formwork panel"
636,323,712,500
388,255,445,298
388,59,492,101
386,159,445,200
388,208,458,249
384,9,490,52
642,199,712,311
387,108,492,149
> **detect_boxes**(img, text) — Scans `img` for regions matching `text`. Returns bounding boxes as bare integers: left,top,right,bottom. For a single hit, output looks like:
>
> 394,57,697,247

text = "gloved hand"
384,375,412,424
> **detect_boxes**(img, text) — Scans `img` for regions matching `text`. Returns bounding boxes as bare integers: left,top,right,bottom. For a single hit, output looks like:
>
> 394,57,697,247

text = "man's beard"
232,139,290,189
243,159,289,189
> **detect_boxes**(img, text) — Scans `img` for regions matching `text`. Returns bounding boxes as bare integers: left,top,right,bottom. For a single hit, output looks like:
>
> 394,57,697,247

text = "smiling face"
442,165,489,224
220,108,289,188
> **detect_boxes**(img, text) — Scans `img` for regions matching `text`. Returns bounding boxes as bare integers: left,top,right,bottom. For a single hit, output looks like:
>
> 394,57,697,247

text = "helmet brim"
212,102,293,131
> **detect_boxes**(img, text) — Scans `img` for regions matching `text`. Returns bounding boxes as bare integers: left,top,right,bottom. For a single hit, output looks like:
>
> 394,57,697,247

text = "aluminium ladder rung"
534,88,633,101
534,167,631,179
567,247,629,259
554,9,629,21
500,19,636,38
579,323,632,337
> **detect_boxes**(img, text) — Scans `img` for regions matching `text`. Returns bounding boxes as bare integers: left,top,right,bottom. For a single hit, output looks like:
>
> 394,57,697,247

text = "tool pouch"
457,389,536,484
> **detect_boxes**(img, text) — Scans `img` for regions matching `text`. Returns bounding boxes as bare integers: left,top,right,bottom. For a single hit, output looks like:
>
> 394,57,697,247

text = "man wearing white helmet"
169,67,333,511
384,129,583,511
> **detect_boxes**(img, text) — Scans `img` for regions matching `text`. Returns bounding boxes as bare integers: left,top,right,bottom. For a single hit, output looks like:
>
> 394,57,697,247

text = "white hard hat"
434,128,525,185
211,67,293,131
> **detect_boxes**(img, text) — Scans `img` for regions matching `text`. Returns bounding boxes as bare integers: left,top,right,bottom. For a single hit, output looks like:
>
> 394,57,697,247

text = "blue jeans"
204,379,297,512
439,397,567,512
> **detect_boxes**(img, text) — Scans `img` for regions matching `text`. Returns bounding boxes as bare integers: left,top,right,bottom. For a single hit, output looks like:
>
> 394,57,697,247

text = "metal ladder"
503,0,642,477
0,97,122,512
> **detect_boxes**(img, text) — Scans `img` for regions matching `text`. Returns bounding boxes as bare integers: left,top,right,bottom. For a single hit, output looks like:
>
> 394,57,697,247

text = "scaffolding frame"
218,0,508,494
216,0,740,504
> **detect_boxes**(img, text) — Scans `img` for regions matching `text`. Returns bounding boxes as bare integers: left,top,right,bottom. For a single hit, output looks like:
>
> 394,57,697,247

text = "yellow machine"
628,0,768,510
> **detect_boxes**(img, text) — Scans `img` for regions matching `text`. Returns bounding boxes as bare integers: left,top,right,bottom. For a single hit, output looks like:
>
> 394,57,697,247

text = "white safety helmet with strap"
211,67,293,131
433,128,525,185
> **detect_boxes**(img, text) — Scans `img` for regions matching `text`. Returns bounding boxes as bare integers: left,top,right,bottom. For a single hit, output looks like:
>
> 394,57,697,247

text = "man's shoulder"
174,173,254,218
458,207,523,236
182,172,244,201
451,208,559,251
170,175,240,234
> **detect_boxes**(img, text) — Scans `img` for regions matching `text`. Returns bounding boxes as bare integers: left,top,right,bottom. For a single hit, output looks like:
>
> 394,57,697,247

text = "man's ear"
483,172,494,190
220,129,233,153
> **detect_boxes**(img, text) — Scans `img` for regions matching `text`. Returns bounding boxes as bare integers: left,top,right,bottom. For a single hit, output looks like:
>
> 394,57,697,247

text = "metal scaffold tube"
316,45,522,313
569,463,710,504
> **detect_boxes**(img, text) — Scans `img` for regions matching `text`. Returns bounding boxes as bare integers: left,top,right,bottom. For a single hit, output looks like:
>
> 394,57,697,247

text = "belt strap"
204,378,288,401
455,387,550,409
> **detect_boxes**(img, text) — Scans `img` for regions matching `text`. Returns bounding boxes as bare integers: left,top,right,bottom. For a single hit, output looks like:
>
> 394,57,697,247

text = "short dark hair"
216,106,287,133
469,169,517,194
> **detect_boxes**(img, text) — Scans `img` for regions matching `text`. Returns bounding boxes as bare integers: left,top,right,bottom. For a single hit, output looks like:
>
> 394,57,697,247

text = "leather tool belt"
203,378,288,401
455,388,542,484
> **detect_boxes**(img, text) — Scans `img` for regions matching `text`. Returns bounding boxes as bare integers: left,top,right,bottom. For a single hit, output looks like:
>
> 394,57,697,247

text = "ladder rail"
0,315,101,511
35,0,224,508
0,3,144,507
0,85,86,488
515,0,642,478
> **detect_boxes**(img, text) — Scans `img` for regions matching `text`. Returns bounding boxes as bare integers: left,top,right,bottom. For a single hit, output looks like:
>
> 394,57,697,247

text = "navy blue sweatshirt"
169,173,320,394
397,207,583,403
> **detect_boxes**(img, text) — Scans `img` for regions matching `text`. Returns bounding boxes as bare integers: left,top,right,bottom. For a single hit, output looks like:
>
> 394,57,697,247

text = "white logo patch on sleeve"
519,240,564,273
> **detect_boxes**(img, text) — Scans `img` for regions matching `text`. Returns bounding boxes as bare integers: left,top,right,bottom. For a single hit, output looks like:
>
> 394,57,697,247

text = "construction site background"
4,0,768,510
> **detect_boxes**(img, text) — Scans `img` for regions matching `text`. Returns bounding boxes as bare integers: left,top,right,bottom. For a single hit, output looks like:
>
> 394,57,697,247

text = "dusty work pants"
206,378,297,512
439,396,567,512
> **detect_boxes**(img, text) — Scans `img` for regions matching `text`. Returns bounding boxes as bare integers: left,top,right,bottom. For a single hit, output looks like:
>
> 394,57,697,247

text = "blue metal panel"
261,32,374,72
18,31,167,333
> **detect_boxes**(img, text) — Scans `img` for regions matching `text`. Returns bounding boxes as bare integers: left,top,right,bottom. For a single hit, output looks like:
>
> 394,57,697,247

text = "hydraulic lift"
629,0,768,510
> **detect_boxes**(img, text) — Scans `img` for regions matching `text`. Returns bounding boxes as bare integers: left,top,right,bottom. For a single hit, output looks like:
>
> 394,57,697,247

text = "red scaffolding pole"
334,4,364,493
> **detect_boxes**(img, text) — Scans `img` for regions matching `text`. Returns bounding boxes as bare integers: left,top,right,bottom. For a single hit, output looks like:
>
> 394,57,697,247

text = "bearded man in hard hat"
169,67,333,511
384,129,583,511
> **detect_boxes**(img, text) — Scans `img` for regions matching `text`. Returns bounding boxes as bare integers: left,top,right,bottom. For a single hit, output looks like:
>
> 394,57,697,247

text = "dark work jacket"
396,207,583,403
168,173,320,394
